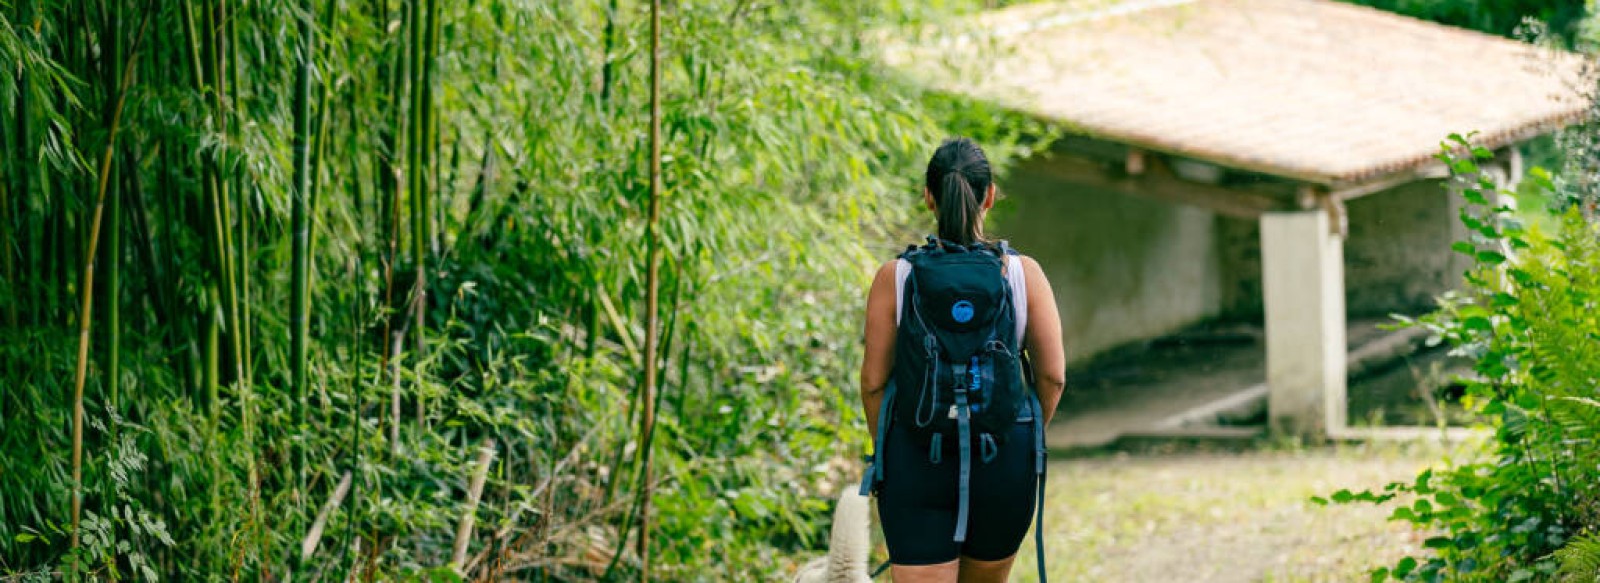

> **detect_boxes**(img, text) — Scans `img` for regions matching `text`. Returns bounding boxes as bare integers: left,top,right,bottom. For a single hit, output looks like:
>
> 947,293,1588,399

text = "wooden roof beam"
1327,162,1450,201
1031,152,1290,219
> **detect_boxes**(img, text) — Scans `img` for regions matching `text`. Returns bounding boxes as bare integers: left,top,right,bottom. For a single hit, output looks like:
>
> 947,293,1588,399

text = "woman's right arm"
860,260,899,441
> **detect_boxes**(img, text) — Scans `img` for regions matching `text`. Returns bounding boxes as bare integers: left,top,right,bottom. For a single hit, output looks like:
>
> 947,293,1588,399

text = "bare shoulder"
866,260,899,305
871,260,898,288
1016,254,1047,281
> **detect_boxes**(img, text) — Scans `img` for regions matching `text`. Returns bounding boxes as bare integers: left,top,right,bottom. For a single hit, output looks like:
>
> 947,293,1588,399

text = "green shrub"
1325,136,1600,582
0,1,1054,580
1341,0,1588,43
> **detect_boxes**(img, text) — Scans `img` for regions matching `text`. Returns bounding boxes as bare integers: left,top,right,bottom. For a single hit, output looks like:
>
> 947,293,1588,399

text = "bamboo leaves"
2,0,1043,578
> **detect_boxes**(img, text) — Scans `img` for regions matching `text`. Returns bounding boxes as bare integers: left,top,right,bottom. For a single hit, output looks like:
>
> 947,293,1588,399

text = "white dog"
793,488,874,583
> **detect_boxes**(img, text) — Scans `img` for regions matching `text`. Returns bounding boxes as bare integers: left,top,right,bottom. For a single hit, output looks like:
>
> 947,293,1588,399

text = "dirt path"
1007,441,1472,582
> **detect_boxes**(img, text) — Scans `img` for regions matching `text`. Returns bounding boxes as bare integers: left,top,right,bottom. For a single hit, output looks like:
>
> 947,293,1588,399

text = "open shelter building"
882,0,1590,441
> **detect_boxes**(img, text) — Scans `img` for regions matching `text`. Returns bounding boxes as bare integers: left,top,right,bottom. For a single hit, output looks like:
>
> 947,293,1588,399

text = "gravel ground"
1004,441,1478,583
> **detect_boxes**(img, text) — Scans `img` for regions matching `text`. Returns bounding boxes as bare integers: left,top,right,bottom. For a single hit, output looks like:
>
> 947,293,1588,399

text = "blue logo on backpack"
951,300,974,323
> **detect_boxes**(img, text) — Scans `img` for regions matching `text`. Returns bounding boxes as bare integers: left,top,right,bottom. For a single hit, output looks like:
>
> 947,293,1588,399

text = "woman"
860,137,1066,582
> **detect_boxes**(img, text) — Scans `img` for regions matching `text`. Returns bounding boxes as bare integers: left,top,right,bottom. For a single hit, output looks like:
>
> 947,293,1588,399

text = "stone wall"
1343,179,1463,317
998,157,1462,364
1218,179,1461,320
994,158,1225,364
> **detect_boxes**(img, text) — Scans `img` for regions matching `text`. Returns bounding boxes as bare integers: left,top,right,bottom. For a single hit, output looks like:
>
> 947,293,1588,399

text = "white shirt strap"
893,259,912,326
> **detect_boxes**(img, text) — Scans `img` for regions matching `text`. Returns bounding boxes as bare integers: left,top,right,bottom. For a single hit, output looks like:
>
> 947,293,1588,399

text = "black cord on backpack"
907,271,942,429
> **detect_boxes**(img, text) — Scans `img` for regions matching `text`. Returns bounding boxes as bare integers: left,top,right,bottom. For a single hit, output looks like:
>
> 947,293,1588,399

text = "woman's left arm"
1021,256,1066,425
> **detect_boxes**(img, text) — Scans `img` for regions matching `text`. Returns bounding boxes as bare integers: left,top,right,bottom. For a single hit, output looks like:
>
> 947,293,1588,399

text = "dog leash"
870,560,890,578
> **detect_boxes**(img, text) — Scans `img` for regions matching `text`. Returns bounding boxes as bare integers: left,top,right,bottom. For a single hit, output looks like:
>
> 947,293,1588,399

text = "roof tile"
882,0,1591,184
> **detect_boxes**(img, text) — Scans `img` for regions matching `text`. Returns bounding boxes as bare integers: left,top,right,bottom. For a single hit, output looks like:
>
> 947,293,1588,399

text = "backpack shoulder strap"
858,379,896,497
900,236,942,259
1031,393,1049,583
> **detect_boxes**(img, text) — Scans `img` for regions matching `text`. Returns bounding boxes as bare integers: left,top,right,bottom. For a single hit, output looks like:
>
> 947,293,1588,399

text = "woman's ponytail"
937,170,981,245
926,137,993,247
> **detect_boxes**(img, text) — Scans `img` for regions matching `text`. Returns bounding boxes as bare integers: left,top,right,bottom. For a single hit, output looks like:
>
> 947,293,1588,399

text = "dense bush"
1343,0,1589,42
1322,136,1600,582
0,1,1052,580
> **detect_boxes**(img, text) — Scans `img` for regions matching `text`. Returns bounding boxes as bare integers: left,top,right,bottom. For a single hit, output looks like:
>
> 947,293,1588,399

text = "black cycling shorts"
875,418,1039,564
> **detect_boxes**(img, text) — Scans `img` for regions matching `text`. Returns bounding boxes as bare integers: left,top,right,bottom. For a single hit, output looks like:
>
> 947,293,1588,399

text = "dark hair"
925,137,993,246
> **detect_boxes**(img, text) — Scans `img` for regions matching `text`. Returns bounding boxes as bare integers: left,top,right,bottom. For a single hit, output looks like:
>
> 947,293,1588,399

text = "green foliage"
1342,0,1588,43
0,0,1053,579
1326,135,1600,582
1555,531,1600,580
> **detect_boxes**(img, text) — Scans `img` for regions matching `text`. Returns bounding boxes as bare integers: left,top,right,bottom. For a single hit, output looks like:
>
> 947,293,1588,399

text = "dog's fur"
793,489,874,583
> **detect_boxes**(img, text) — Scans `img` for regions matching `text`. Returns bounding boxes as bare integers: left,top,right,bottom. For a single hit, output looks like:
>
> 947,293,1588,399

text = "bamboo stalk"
0,172,13,326
179,0,205,101
230,0,250,392
305,0,338,455
204,289,219,416
208,0,244,408
90,1,128,569
422,0,438,258
407,0,427,377
407,0,422,256
380,0,406,449
200,10,253,533
131,143,176,336
637,0,663,577
107,0,124,412
222,1,262,549
70,13,141,550
49,173,62,326
350,94,366,254
377,0,402,284
63,9,83,330
13,0,35,326
300,470,353,563
438,128,454,248
452,439,497,573
308,0,337,246
291,0,316,502
374,0,404,456
344,254,365,574
0,179,12,327
182,0,224,426
599,0,620,107
389,330,403,453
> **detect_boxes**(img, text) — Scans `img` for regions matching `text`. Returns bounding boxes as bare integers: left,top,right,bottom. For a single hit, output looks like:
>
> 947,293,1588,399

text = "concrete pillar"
1260,209,1347,436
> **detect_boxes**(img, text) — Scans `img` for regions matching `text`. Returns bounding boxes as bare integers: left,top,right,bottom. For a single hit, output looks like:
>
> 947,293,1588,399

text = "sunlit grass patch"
1009,441,1481,582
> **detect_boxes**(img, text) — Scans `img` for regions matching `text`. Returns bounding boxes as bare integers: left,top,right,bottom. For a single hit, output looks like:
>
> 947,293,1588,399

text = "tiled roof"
880,0,1591,185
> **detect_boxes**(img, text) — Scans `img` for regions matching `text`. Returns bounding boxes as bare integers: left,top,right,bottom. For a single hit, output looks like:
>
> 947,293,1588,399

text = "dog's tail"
825,488,872,581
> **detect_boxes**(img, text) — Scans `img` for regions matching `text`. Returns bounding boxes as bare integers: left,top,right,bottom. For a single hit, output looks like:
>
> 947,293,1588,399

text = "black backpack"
891,239,1027,447
859,238,1048,582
